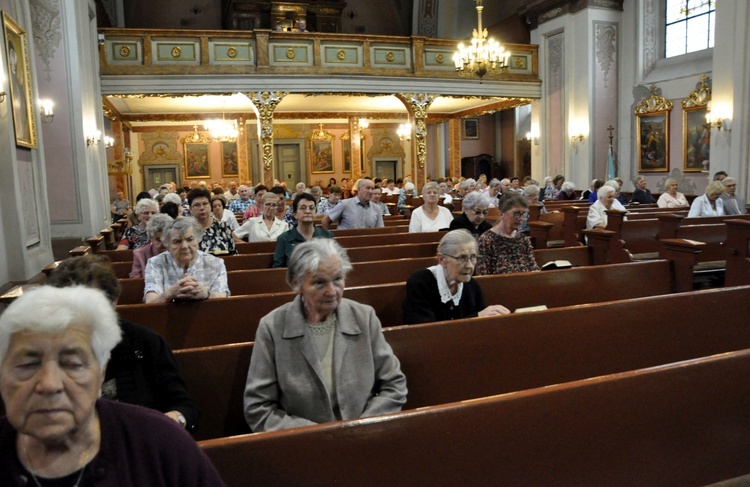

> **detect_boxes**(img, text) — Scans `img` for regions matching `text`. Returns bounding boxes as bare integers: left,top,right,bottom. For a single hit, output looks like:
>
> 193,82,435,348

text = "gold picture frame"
462,118,479,140
634,85,673,173
309,123,335,174
3,12,37,148
682,76,711,173
221,141,239,178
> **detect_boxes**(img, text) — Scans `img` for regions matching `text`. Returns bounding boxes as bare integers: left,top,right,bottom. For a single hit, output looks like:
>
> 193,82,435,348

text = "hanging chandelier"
453,0,509,79
204,117,238,143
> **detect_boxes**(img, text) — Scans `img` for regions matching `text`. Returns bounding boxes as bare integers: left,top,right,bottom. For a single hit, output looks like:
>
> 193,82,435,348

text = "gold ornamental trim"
227,47,238,58
286,48,296,59
337,49,346,60
635,85,674,115
119,46,131,57
171,46,182,58
435,54,444,64
385,51,395,62
681,74,711,109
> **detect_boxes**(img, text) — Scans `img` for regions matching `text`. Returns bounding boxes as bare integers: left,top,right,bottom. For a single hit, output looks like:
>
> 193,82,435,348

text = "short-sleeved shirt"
200,219,236,255
273,226,334,267
317,198,339,215
229,198,253,214
144,251,230,300
120,225,149,249
327,196,384,229
234,216,288,242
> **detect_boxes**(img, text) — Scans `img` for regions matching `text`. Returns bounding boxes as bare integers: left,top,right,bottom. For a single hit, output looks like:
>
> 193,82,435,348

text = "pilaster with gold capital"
396,93,438,188
448,117,462,179
349,117,362,181
245,91,287,186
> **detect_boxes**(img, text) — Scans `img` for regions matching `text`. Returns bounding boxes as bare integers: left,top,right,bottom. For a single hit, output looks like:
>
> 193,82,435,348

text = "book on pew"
541,260,572,270
514,305,548,313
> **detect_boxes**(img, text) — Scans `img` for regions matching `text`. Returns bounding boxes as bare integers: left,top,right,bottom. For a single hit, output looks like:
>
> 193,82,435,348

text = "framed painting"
636,111,670,172
3,12,37,148
184,143,210,178
310,140,334,173
221,141,239,178
682,106,710,173
462,118,479,140
342,139,351,172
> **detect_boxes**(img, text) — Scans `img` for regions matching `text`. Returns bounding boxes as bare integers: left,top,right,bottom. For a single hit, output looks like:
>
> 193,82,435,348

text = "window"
665,0,715,58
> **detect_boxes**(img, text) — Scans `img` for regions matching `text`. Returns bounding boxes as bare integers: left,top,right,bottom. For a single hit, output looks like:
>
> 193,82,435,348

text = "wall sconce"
525,131,539,145
705,101,732,132
39,98,54,123
104,135,115,148
397,123,411,141
570,133,585,146
86,130,101,146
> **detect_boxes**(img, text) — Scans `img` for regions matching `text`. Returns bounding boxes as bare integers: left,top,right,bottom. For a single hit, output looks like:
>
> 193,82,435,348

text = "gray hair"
664,178,678,188
604,179,620,190
462,190,490,210
261,192,279,204
437,229,477,257
146,213,174,240
310,186,322,197
135,198,158,216
0,286,122,371
524,184,540,198
403,182,416,194
598,185,616,200
287,239,353,291
162,193,181,206
161,217,204,246
634,175,647,184
722,177,737,186
422,181,439,195
488,179,502,189
561,181,576,193
296,182,306,191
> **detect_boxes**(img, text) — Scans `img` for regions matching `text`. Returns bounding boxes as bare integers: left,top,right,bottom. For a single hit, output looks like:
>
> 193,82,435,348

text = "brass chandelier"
453,0,509,79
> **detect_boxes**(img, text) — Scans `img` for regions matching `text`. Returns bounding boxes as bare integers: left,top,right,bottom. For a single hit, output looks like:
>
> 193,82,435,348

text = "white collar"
429,265,463,306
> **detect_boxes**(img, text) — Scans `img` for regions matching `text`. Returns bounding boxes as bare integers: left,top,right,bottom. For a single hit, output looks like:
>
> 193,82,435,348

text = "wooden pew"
725,219,750,287
182,285,750,443
201,348,750,486
118,260,675,350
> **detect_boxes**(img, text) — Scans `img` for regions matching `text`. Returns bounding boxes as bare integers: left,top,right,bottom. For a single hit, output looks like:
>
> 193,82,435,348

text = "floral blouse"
120,225,149,250
200,219,237,255
476,230,539,275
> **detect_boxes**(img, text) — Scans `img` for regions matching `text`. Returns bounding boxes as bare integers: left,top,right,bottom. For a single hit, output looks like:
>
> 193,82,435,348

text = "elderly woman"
397,181,417,213
403,230,510,324
586,185,617,229
233,192,288,242
117,198,158,250
130,213,173,278
0,286,224,485
409,182,454,233
244,239,407,432
187,188,236,255
657,178,689,208
211,195,239,231
449,190,492,238
476,193,540,275
518,184,546,236
556,181,577,200
486,179,502,207
273,193,333,267
688,180,725,217
49,255,200,431
144,218,229,303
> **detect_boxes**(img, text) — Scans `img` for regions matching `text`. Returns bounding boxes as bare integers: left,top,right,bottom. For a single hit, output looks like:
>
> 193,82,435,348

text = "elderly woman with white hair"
586,185,617,229
244,239,407,432
0,286,224,485
397,181,417,214
688,180,725,217
117,198,158,250
144,217,229,303
408,181,455,233
449,190,492,238
130,213,173,278
555,181,577,200
403,230,510,324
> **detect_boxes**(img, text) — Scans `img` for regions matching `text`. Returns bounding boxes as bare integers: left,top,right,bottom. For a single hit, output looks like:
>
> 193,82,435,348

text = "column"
245,91,287,186
396,93,437,189
448,117,461,179
349,117,362,182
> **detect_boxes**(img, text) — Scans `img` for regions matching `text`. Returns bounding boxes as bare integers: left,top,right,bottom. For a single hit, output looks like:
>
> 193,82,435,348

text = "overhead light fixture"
453,0,509,79
397,123,411,141
205,101,238,143
39,98,54,123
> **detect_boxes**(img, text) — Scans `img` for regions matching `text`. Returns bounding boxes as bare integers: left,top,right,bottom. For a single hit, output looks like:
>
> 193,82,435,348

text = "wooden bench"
725,219,750,287
200,347,750,486
182,285,750,443
117,260,675,351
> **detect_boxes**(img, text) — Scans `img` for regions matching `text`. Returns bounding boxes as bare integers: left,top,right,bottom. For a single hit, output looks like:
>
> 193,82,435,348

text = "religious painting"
462,118,479,140
221,141,239,178
310,140,334,173
184,143,210,178
636,111,669,172
3,12,37,148
342,139,351,172
682,106,710,173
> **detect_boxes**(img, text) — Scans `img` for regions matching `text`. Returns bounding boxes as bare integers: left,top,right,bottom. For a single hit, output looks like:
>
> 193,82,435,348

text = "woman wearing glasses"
476,193,540,275
273,193,333,267
402,230,510,324
449,190,492,238
187,188,237,255
233,192,288,242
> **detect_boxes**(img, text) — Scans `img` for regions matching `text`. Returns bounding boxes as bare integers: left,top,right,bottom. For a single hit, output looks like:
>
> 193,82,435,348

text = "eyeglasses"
264,203,278,207
190,202,210,208
443,254,478,265
297,205,315,212
509,211,527,220
472,209,489,216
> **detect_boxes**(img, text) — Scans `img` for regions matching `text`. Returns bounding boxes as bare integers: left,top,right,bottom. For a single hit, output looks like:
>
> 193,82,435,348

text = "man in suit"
720,177,747,215
630,176,656,205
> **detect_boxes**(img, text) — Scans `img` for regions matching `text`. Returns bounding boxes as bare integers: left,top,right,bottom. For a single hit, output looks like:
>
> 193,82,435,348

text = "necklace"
28,465,85,487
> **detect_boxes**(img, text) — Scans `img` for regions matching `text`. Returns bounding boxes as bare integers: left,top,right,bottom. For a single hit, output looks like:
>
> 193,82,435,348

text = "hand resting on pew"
403,229,510,325
144,218,230,303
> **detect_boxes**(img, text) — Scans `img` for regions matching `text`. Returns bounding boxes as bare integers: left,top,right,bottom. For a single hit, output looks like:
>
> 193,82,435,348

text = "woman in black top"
448,190,492,238
402,229,509,324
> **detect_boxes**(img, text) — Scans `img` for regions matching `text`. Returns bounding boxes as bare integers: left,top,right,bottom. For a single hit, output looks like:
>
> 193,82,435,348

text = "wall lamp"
525,131,539,145
705,101,731,132
86,130,101,146
104,135,115,148
570,133,585,146
39,98,54,123
397,123,411,141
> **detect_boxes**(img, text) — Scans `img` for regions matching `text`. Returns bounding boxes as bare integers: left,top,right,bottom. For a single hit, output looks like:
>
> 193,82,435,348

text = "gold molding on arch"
681,74,711,109
635,85,674,115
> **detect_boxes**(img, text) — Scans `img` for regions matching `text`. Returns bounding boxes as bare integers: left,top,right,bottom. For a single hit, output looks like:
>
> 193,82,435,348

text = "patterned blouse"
200,219,237,255
119,225,149,250
476,230,539,275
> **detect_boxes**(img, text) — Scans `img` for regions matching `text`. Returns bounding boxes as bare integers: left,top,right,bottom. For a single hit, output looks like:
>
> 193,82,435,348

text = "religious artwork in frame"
309,123,335,174
221,141,239,178
681,75,712,173
181,128,211,179
462,118,479,140
3,12,37,149
634,85,673,173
